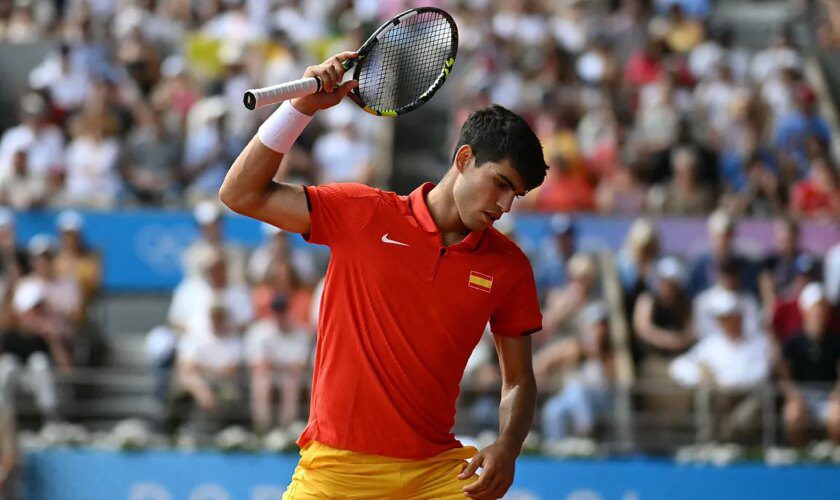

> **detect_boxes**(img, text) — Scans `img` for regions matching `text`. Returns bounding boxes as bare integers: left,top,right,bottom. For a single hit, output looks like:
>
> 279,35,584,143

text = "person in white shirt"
671,290,772,442
692,257,762,341
168,248,253,340
244,294,311,432
181,200,247,284
0,93,65,180
176,299,244,437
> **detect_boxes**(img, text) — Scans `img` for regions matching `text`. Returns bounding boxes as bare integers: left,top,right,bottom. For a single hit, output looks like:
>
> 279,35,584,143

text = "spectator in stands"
531,152,596,212
181,97,241,206
751,28,801,83
538,303,615,445
181,200,247,284
541,253,601,344
687,210,759,297
0,209,26,306
0,93,64,180
779,283,840,445
0,281,65,426
64,109,122,208
720,152,782,217
771,254,824,343
759,217,808,309
176,299,243,438
169,249,253,340
0,147,48,209
247,222,318,288
775,84,831,176
17,235,81,360
649,146,716,215
154,249,252,413
632,256,693,380
670,290,772,442
661,4,704,54
245,295,311,433
693,257,763,341
616,218,660,318
312,121,375,185
624,37,665,88
28,43,91,114
531,215,577,297
119,105,182,205
789,155,840,218
53,211,101,318
0,1,42,43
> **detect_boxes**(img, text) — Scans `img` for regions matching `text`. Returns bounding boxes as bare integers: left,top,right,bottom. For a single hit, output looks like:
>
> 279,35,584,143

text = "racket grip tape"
243,77,322,110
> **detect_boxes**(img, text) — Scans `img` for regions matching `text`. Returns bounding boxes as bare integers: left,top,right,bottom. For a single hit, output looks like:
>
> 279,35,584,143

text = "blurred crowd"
447,0,837,220
0,0,388,212
0,0,837,220
527,210,840,450
1,0,840,487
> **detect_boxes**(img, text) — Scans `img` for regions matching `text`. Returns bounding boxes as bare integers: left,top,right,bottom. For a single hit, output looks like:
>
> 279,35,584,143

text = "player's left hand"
459,439,519,499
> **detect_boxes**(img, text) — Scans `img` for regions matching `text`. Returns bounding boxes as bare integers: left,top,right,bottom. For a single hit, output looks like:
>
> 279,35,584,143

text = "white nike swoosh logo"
381,233,409,246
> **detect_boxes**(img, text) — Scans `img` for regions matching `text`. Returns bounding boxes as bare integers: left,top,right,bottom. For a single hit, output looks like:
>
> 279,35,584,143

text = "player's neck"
426,178,471,244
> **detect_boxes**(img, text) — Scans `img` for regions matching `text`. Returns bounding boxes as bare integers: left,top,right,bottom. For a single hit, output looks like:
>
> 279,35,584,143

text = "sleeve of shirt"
490,257,542,337
302,183,381,247
167,282,190,328
669,344,703,387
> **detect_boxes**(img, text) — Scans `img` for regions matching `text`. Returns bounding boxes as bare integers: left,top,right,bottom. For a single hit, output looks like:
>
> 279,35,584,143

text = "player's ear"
454,145,474,173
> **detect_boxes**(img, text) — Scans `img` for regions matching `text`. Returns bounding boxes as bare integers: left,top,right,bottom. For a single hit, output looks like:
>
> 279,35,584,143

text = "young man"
221,52,547,499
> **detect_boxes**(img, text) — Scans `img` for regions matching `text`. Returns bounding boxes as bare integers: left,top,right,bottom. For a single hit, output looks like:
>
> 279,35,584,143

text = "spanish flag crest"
468,270,493,293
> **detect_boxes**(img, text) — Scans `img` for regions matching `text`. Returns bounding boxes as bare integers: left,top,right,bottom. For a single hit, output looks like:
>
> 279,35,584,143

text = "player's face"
454,158,526,232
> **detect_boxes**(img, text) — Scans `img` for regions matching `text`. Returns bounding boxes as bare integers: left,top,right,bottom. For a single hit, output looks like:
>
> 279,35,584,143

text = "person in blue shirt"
776,84,831,176
687,210,759,298
533,214,577,298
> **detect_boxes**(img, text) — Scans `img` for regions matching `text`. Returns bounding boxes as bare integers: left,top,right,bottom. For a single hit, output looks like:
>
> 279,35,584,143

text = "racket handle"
243,77,322,110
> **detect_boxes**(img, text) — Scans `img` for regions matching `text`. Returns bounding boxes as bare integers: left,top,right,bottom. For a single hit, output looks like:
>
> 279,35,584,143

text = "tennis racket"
243,7,458,116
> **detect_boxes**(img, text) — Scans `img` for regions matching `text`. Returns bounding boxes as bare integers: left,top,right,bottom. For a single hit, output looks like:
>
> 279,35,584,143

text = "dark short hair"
452,105,547,191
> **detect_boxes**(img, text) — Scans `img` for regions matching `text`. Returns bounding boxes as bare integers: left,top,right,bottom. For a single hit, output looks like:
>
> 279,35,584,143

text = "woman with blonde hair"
616,218,661,314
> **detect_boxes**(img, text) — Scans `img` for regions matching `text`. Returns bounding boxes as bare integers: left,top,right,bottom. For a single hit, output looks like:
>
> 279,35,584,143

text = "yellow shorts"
282,441,479,499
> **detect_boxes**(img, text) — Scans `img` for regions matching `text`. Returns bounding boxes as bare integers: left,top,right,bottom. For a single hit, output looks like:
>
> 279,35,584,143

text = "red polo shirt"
298,182,542,459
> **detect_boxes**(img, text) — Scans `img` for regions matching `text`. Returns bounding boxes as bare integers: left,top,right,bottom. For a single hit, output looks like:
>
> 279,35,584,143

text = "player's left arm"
461,334,537,499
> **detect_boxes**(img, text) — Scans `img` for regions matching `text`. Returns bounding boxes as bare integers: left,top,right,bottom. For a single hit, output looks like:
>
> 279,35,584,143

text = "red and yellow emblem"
468,270,493,293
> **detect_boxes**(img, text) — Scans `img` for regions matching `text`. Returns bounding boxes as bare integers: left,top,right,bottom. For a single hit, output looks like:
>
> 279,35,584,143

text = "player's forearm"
496,373,536,453
220,136,285,213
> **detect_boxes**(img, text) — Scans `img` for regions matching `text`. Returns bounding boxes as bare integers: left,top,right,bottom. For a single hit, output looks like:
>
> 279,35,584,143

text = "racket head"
347,7,458,117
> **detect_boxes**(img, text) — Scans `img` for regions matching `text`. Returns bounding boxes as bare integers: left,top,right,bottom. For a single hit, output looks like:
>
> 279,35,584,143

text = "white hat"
798,282,826,311
13,280,45,313
27,234,56,255
0,207,13,228
656,256,685,284
194,201,222,225
261,222,283,236
711,290,741,318
56,210,83,232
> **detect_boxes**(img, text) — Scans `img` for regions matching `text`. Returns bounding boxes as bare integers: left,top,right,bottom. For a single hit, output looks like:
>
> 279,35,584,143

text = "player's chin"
475,211,495,228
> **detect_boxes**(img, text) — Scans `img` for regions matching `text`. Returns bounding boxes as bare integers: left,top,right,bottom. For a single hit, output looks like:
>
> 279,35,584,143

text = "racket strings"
358,11,453,112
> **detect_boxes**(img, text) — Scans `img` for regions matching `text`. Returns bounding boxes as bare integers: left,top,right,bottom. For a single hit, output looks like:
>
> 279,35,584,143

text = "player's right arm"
219,52,358,234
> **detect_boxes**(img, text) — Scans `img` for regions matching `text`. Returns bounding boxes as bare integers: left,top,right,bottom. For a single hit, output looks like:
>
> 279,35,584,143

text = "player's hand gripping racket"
243,7,458,116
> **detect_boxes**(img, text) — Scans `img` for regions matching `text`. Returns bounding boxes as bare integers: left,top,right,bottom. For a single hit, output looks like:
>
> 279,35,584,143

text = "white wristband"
257,101,313,154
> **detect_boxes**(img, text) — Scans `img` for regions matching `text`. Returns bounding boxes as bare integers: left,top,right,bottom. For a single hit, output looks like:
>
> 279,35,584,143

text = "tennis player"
221,52,547,499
